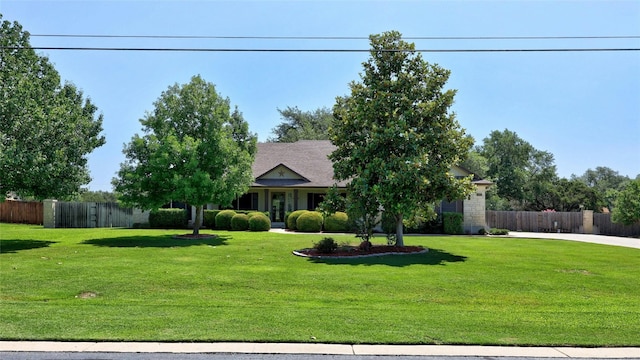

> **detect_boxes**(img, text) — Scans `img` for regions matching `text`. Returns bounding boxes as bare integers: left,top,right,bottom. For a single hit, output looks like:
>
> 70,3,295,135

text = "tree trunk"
192,205,202,236
395,214,404,247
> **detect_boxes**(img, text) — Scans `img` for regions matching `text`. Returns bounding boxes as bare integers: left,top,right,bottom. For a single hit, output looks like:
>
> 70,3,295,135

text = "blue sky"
2,0,639,191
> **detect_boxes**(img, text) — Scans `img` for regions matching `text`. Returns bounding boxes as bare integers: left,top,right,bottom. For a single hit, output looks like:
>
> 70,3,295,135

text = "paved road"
1,353,638,360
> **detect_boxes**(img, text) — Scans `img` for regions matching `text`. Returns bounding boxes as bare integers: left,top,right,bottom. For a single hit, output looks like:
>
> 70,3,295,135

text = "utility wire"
28,34,640,40
4,46,640,52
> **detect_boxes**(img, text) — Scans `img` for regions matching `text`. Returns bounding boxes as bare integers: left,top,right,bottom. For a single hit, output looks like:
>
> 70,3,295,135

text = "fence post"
582,210,594,234
43,199,57,228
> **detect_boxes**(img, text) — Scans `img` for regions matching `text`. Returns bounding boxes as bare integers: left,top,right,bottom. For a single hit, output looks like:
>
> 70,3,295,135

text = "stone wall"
463,185,489,234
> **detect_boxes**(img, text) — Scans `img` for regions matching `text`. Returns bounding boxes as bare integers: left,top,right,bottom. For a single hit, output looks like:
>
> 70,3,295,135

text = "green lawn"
1,223,638,346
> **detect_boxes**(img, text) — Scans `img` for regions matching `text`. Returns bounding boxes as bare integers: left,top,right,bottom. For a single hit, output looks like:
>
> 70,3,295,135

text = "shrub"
215,210,237,230
203,210,221,229
284,211,291,229
296,211,323,232
324,211,349,232
443,212,464,235
314,237,337,254
148,208,188,229
248,213,271,231
230,214,250,231
286,210,308,230
478,228,487,235
489,228,509,235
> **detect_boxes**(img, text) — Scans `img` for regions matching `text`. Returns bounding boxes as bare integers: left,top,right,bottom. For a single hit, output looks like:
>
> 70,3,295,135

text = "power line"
28,34,640,40
4,46,640,53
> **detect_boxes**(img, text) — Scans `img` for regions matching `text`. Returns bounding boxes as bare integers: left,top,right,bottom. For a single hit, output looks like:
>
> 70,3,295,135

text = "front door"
271,192,286,222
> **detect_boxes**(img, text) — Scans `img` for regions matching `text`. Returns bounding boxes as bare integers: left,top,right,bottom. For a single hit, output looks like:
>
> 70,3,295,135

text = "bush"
443,212,464,235
284,211,291,229
230,214,250,231
248,213,271,231
287,210,308,230
296,211,323,232
478,228,487,235
314,237,337,254
215,210,237,230
489,228,509,235
203,210,221,229
148,208,188,229
324,211,349,232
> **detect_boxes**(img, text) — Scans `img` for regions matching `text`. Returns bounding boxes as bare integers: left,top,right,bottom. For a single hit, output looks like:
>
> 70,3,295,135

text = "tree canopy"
611,179,640,225
329,30,474,246
112,75,256,234
267,106,332,142
0,16,105,200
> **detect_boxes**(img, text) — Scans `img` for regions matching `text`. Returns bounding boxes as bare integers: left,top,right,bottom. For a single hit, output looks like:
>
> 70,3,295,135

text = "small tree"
612,179,640,225
329,31,474,246
113,75,256,235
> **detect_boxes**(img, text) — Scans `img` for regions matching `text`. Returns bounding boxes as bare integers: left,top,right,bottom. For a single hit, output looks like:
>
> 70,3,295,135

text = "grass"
0,223,639,346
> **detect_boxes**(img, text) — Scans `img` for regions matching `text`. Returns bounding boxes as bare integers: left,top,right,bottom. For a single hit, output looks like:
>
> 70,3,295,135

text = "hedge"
323,211,349,232
149,208,188,229
443,212,464,235
286,210,308,230
231,213,250,231
248,213,271,231
203,210,221,229
215,210,237,230
296,211,323,232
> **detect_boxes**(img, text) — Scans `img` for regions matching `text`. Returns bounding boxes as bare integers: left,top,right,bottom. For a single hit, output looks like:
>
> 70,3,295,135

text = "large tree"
0,16,105,200
112,75,256,235
329,31,474,246
611,179,640,225
573,166,630,211
267,106,332,142
479,129,557,210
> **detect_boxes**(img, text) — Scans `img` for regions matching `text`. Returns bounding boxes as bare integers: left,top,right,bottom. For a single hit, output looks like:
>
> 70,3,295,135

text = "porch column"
264,189,269,212
293,189,299,210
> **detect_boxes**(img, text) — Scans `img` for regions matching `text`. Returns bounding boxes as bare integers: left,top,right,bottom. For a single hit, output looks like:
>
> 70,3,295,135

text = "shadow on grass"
82,235,230,248
0,239,57,254
309,248,467,267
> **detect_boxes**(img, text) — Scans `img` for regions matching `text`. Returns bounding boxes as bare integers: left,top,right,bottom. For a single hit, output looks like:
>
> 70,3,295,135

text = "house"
206,140,492,233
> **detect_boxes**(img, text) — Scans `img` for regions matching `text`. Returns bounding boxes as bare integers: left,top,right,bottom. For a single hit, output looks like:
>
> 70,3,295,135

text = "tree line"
2,15,638,237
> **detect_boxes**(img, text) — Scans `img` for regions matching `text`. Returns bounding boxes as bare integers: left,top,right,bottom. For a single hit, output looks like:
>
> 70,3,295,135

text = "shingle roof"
252,140,348,188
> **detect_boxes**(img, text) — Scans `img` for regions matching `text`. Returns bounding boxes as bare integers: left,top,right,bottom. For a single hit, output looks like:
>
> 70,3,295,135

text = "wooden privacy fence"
52,201,133,228
0,200,43,225
594,213,640,237
486,210,640,237
486,211,583,233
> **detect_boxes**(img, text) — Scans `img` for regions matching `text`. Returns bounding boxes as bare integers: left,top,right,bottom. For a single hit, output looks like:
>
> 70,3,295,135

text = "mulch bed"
293,245,428,259
172,234,217,240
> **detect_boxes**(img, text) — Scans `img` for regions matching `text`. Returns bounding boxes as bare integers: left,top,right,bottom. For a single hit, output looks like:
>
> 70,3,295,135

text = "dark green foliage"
148,209,188,229
215,210,237,230
230,214,249,231
612,179,640,225
489,228,510,235
1,16,105,200
323,212,350,232
296,211,323,232
314,237,338,254
203,210,221,229
267,106,332,142
329,31,474,246
478,228,487,235
443,212,464,235
287,210,308,230
248,213,271,231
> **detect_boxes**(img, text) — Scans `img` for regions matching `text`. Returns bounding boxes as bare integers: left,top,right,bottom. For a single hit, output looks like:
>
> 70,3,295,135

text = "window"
234,193,259,210
307,193,325,211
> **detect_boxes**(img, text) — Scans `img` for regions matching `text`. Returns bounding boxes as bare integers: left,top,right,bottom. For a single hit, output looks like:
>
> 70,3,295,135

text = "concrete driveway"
506,232,640,249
